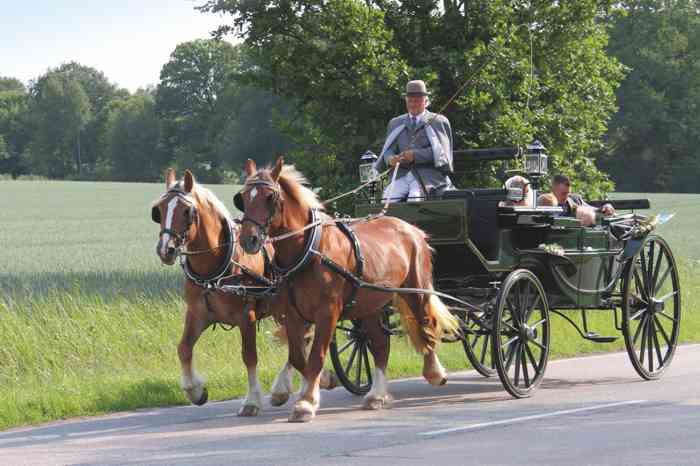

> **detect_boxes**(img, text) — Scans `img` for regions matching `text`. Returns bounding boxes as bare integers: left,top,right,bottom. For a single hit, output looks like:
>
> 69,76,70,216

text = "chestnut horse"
151,169,335,416
236,158,459,422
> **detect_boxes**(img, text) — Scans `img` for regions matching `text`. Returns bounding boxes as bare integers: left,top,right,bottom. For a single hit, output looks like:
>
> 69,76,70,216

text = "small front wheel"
493,269,550,398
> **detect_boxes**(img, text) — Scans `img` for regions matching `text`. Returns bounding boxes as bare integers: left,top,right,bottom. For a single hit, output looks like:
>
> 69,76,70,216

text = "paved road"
2,345,699,466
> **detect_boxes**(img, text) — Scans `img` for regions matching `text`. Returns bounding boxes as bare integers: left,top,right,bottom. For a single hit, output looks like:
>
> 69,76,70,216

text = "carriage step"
583,332,618,343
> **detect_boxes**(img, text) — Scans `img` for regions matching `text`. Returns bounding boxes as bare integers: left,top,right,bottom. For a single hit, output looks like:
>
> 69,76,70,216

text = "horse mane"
151,179,232,222
191,183,232,221
253,164,324,212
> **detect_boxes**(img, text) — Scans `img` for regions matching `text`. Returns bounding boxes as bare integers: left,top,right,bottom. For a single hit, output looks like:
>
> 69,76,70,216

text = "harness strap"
272,208,323,279
181,218,236,287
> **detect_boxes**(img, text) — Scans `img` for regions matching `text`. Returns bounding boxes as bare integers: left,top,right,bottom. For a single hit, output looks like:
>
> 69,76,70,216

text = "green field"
0,180,698,430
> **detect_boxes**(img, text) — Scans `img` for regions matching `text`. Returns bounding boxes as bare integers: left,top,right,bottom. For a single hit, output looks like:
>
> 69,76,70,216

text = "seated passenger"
501,175,533,207
374,80,454,202
545,175,615,226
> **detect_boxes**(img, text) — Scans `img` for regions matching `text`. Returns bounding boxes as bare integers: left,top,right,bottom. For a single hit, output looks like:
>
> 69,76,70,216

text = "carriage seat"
442,188,508,260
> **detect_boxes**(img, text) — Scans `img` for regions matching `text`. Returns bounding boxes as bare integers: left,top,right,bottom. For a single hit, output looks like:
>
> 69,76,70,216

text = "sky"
0,0,235,92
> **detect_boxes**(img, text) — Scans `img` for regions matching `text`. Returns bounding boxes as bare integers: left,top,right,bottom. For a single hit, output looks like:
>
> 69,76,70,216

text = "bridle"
152,188,199,256
234,178,281,243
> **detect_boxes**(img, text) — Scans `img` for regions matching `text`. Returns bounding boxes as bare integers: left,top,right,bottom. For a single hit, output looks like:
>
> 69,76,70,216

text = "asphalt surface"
2,344,699,466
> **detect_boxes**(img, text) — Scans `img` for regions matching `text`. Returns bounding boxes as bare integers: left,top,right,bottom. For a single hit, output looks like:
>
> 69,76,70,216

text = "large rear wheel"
461,309,496,377
493,270,550,398
622,235,681,380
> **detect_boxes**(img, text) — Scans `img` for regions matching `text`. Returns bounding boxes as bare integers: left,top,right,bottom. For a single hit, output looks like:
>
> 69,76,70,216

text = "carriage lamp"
359,150,379,203
524,140,548,178
524,140,548,208
359,150,378,183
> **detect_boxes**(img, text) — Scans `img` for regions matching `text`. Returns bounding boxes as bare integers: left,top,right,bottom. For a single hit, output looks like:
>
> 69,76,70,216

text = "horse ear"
271,156,284,181
165,168,176,189
244,159,257,177
184,170,194,193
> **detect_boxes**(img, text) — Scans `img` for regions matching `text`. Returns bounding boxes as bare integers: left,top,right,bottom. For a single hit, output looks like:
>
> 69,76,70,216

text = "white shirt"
408,111,427,126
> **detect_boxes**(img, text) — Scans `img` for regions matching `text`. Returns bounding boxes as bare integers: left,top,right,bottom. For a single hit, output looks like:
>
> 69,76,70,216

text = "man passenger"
540,174,615,226
374,80,454,202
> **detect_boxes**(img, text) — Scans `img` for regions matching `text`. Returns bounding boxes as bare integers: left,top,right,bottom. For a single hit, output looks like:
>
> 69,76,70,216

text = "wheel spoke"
632,314,647,345
628,307,647,322
504,339,518,372
653,315,672,348
501,335,519,350
480,334,490,365
355,342,364,387
530,339,547,351
501,320,518,333
658,311,678,323
524,344,541,377
647,317,654,372
344,343,359,376
363,344,372,385
336,324,354,333
639,316,648,365
651,320,664,370
336,339,354,355
513,342,521,386
521,282,532,315
531,318,547,328
521,348,530,387
647,242,655,289
470,333,482,350
506,297,520,324
633,267,648,300
525,295,542,322
654,265,672,296
651,248,664,292
659,290,679,303
640,246,650,293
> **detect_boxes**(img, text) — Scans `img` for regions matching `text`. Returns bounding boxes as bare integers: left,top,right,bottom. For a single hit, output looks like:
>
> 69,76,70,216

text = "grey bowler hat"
405,80,430,96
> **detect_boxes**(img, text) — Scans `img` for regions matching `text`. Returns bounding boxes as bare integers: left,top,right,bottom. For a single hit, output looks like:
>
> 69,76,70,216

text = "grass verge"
1,261,696,431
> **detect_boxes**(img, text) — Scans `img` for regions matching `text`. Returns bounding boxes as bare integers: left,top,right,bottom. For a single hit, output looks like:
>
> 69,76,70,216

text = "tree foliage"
602,0,700,192
200,0,624,198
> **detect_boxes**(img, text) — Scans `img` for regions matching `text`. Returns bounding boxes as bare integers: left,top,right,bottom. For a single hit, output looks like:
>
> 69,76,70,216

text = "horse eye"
183,208,190,218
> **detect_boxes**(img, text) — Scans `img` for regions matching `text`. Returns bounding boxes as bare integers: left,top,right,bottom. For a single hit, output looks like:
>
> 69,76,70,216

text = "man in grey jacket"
374,80,454,202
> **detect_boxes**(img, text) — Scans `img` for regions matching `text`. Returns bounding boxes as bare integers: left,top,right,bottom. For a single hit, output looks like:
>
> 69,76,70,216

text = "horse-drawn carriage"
329,144,681,399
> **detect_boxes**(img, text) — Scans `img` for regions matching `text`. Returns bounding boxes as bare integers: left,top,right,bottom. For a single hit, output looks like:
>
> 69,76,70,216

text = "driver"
374,80,454,202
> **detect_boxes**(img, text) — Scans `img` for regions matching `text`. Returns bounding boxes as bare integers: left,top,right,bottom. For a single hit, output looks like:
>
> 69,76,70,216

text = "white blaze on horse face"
160,197,180,256
250,187,258,201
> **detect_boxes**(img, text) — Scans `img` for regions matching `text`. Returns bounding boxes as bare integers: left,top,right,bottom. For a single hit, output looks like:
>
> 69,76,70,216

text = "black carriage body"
356,192,624,311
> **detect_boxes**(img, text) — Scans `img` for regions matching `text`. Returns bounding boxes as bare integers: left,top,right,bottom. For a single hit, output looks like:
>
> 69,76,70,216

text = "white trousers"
382,171,424,202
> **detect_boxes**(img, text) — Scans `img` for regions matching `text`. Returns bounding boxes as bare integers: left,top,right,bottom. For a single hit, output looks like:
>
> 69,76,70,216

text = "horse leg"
304,325,339,391
238,316,263,417
361,315,392,410
270,326,295,407
178,308,209,405
289,307,339,423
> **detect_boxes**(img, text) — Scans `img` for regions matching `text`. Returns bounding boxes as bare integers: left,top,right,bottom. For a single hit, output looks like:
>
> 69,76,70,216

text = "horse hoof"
238,404,260,417
425,374,448,387
362,395,392,411
324,371,339,390
288,401,315,423
193,387,209,406
270,393,290,407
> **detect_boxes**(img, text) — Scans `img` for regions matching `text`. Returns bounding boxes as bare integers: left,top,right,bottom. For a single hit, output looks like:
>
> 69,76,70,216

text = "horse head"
151,168,200,265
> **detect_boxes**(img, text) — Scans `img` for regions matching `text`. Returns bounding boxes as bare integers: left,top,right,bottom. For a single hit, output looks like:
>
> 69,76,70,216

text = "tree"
30,63,125,174
28,73,91,178
156,39,242,179
0,79,31,177
105,93,163,181
602,0,700,192
200,0,624,198
0,77,25,93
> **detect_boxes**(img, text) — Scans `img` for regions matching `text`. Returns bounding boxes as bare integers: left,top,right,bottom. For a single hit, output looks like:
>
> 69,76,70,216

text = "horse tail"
393,293,429,354
426,294,460,341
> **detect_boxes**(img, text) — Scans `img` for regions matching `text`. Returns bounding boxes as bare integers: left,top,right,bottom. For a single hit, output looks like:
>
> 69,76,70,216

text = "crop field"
0,180,698,429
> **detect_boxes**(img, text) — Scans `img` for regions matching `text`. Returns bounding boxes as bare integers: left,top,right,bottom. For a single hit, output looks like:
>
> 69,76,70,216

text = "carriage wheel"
329,315,390,396
460,310,496,377
621,235,681,380
493,269,550,398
